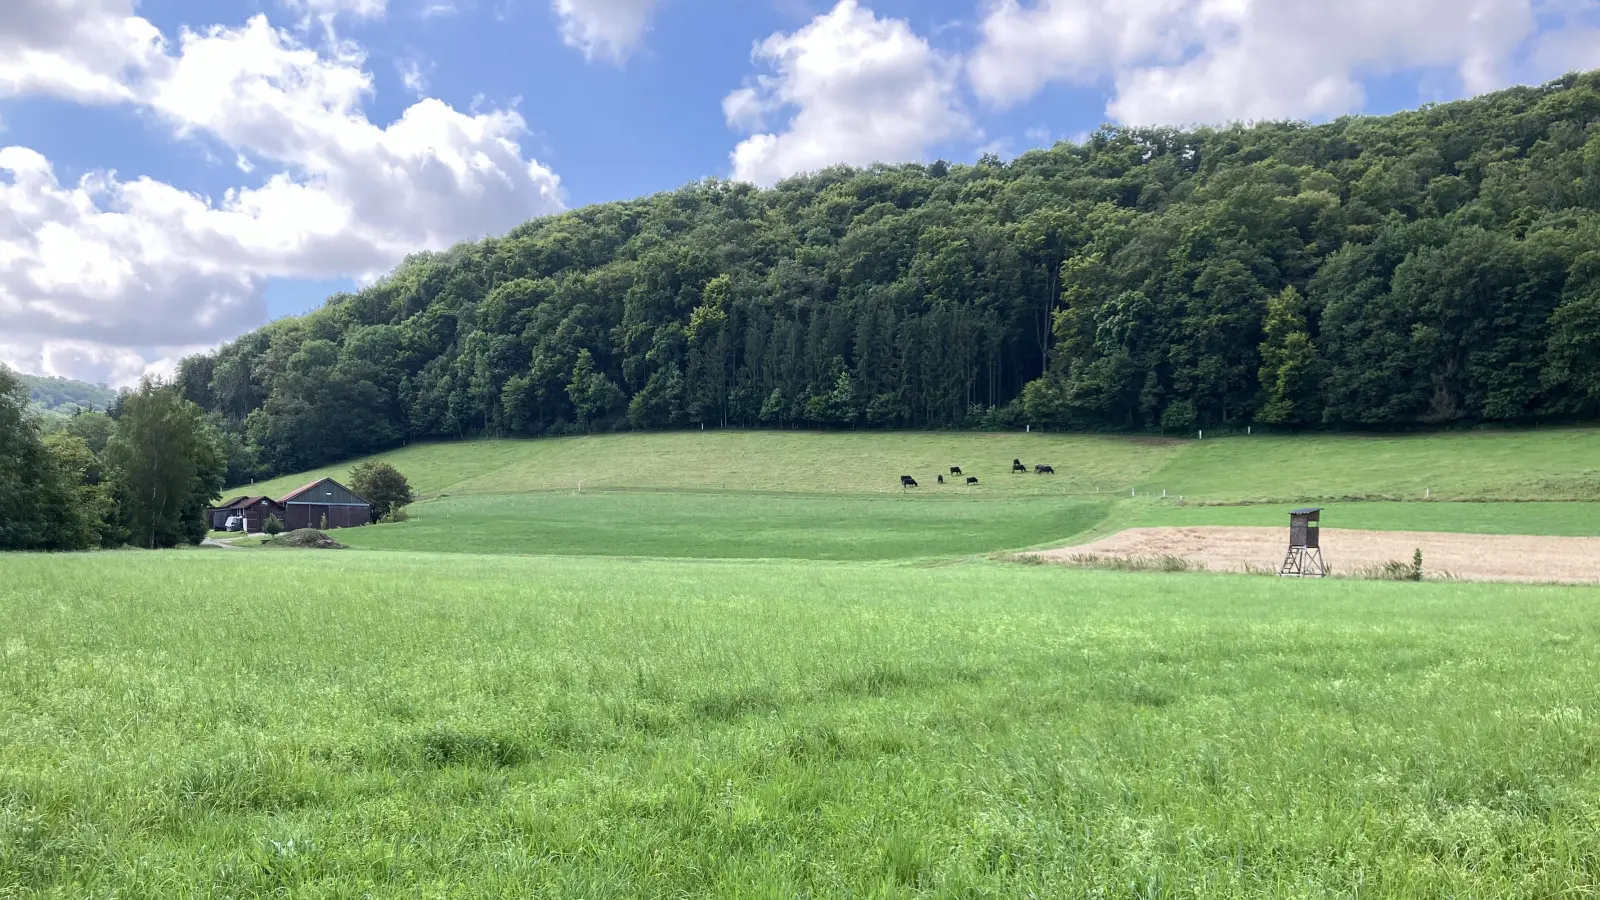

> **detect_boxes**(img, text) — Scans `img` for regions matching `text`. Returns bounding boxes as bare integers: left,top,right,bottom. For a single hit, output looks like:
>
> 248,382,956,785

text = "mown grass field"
225,428,1600,560
235,430,1184,500
337,491,1109,560
1133,429,1600,502
1133,500,1600,537
4,551,1600,897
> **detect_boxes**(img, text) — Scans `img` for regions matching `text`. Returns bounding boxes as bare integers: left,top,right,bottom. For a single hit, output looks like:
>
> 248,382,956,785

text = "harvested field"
1036,526,1600,583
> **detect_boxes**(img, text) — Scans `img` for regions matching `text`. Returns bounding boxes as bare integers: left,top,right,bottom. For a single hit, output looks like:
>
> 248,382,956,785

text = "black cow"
1012,458,1026,473
1035,464,1056,474
900,475,919,488
950,466,963,475
937,475,945,484
966,476,979,485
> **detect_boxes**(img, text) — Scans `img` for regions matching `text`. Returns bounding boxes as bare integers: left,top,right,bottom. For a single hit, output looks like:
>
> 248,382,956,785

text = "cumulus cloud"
552,0,662,63
0,10,564,384
0,0,166,104
967,0,1591,125
724,1,971,187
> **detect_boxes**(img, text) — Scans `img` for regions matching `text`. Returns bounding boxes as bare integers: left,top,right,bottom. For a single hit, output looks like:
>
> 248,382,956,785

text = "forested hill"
21,373,119,417
179,72,1600,482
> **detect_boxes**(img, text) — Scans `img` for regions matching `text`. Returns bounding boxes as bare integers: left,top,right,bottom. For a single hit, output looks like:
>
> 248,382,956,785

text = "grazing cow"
1012,458,1027,473
938,475,946,484
1035,464,1056,475
950,466,963,475
966,476,979,485
900,475,919,488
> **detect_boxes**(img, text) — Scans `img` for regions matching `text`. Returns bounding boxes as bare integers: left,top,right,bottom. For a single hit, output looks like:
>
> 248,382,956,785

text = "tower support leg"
1279,547,1327,578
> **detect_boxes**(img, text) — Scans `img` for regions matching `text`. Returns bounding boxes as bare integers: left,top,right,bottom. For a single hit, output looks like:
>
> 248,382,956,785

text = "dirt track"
1034,527,1600,584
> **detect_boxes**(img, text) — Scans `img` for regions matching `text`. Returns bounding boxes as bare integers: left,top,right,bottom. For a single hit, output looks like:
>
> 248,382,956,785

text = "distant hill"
182,71,1600,484
20,372,119,417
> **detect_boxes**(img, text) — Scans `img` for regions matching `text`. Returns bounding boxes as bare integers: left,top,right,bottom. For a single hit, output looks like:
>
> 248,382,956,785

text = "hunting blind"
1279,507,1328,578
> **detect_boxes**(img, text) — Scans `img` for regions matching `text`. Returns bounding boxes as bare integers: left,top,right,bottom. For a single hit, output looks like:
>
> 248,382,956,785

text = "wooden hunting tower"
1279,507,1328,578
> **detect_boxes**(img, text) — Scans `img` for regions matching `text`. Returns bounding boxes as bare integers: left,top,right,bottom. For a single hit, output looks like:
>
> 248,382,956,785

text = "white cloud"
280,0,389,21
967,0,1591,125
724,1,971,187
0,0,166,104
0,336,205,388
552,0,662,63
0,13,564,385
0,147,267,372
399,58,431,96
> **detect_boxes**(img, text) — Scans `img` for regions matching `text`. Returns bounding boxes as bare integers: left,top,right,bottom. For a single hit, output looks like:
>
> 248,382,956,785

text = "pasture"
8,428,1600,895
223,428,1600,562
232,430,1183,500
4,551,1600,897
335,491,1109,561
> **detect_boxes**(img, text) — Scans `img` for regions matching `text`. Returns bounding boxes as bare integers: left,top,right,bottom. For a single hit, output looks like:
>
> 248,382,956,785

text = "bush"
379,504,409,524
263,514,283,536
349,460,414,522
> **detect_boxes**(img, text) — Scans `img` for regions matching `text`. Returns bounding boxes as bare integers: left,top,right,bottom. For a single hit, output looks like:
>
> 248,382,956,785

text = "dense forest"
21,373,119,418
176,71,1600,482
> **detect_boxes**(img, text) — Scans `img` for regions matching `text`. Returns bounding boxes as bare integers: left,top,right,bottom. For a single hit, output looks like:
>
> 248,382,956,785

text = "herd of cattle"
899,459,1055,488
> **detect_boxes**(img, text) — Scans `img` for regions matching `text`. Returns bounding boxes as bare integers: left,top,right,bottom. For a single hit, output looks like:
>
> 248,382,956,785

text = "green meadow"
7,428,1600,896
234,430,1183,500
1132,428,1600,502
1133,500,1600,537
226,428,1600,561
5,552,1600,897
337,491,1109,561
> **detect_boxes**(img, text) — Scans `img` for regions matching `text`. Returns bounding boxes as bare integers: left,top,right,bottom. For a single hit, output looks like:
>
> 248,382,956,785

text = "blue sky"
3,0,1599,384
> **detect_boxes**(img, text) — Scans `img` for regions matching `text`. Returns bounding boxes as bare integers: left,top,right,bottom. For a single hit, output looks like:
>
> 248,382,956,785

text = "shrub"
263,514,283,536
379,505,409,524
349,461,414,522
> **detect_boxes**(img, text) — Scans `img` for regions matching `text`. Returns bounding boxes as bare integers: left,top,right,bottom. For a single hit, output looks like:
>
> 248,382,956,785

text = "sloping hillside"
232,431,1183,499
234,428,1600,504
182,72,1600,486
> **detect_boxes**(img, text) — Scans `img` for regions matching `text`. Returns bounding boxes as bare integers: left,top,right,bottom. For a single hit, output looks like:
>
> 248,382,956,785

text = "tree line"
167,71,1600,481
1,366,224,551
1,365,419,551
18,372,119,418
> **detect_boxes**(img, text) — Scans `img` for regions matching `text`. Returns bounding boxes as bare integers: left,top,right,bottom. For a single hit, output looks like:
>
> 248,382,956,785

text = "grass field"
1133,500,1600,537
4,551,1600,897
234,431,1184,500
223,428,1600,560
1135,429,1600,502
10,428,1600,895
338,492,1109,560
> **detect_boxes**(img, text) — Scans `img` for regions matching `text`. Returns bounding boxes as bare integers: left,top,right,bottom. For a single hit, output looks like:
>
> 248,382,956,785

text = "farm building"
278,477,372,530
209,496,286,532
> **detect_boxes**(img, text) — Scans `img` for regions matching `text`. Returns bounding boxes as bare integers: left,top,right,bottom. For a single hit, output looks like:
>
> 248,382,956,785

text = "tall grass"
3,551,1599,896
